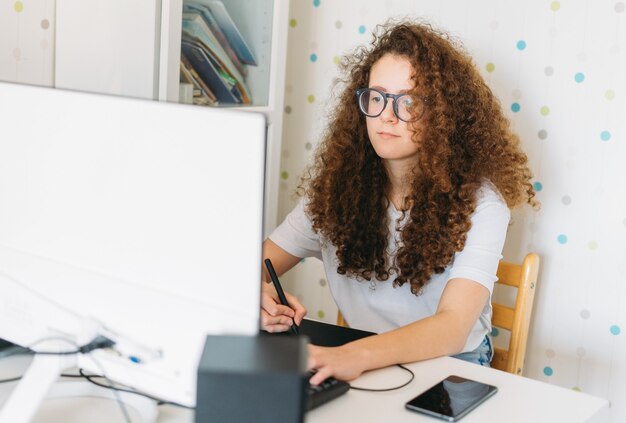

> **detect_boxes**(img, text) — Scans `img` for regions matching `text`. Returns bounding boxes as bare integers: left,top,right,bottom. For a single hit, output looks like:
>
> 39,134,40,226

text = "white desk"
305,356,609,422
1,354,609,423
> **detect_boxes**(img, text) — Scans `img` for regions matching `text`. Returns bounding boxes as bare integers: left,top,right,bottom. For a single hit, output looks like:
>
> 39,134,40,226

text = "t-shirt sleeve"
447,186,511,291
269,198,323,260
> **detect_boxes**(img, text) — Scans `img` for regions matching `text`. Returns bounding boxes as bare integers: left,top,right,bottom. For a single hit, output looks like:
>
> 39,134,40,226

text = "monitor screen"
0,81,266,407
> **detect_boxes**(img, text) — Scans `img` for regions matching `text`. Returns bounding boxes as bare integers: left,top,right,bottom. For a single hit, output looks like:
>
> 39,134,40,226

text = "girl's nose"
379,98,398,123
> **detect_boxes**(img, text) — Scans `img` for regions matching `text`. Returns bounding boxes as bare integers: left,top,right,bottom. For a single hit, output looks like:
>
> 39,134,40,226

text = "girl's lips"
378,131,400,139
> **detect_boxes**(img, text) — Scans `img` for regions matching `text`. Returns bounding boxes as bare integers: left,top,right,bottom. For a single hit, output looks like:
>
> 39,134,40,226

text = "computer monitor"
0,82,266,418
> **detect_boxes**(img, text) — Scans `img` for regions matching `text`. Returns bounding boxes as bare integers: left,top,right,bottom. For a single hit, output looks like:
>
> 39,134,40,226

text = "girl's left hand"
307,343,367,385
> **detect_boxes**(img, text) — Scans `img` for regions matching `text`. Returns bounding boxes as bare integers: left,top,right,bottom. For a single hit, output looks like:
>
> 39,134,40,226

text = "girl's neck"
389,191,409,210
384,159,417,210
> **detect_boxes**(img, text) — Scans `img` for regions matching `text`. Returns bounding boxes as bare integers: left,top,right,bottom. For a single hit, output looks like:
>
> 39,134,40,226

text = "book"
179,82,194,104
182,33,248,104
202,0,258,66
181,38,241,104
182,11,251,103
180,54,218,105
183,2,248,77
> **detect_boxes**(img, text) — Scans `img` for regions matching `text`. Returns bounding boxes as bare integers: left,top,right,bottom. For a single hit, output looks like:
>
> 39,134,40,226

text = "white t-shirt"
269,184,510,353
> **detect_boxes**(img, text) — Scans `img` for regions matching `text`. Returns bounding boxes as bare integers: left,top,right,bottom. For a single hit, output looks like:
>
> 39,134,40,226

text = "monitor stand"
0,343,158,423
0,339,14,349
0,348,73,423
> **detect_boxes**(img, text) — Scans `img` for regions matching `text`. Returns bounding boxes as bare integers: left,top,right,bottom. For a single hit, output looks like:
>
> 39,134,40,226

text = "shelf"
160,0,276,108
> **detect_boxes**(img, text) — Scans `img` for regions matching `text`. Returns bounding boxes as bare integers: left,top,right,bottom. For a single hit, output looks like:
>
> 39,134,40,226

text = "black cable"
83,358,132,423
0,335,116,358
0,371,92,384
29,350,81,355
28,335,116,356
78,369,195,410
349,364,415,392
0,376,22,384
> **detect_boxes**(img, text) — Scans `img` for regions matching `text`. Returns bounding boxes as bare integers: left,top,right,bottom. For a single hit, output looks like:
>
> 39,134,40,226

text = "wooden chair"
336,253,540,376
336,310,347,328
491,253,540,375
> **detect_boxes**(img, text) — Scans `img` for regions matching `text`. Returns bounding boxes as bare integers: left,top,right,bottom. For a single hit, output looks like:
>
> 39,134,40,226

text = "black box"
195,334,308,423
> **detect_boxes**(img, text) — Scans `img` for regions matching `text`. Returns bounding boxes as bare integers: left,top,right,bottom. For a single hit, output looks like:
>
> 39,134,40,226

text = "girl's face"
365,54,424,166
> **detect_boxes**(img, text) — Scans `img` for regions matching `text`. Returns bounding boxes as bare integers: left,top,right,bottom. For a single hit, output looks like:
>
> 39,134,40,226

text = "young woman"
261,21,536,385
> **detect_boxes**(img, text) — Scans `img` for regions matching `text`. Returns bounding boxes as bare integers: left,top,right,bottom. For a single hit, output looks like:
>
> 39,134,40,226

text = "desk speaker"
195,334,308,423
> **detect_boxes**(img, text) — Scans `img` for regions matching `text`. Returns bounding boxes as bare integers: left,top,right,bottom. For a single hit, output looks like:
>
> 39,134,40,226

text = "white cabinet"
55,0,289,234
55,0,161,100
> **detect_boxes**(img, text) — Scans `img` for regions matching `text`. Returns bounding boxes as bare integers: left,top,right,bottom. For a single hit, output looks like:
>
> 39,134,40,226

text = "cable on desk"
0,376,23,384
0,335,115,358
28,335,116,356
349,364,415,392
0,372,89,384
78,369,195,410
85,350,133,423
0,373,85,384
0,369,184,411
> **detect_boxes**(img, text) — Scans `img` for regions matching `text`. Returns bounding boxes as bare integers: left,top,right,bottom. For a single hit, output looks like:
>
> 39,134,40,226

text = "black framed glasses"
356,88,426,122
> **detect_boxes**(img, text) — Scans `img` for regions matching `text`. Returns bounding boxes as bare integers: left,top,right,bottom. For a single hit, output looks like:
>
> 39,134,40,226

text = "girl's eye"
400,95,414,107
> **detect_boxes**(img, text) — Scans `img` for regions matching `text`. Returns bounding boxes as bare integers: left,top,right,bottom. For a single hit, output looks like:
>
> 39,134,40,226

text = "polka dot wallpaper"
0,0,55,87
280,0,625,418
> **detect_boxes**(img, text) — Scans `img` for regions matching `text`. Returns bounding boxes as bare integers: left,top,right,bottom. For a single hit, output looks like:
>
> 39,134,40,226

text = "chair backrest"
336,252,540,376
491,253,540,375
336,309,347,328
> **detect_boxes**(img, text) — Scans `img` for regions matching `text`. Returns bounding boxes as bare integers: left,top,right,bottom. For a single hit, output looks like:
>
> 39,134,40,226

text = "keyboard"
306,371,350,410
265,320,374,410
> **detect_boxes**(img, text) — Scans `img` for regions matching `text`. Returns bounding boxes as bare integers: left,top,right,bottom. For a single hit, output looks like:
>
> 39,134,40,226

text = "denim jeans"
452,335,493,367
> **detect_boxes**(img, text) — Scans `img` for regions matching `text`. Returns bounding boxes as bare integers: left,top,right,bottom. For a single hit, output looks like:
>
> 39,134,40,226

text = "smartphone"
405,375,497,421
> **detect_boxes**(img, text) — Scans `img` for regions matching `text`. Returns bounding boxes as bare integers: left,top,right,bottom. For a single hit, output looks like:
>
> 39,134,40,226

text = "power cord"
0,373,89,384
0,335,116,358
349,364,415,392
84,349,133,423
77,369,194,409
0,376,23,384
0,371,191,409
28,335,116,356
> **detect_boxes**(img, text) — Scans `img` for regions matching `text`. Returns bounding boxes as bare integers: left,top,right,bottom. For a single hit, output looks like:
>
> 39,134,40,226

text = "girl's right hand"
260,283,307,333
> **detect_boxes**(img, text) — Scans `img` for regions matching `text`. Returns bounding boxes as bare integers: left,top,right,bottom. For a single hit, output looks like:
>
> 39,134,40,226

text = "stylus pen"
264,258,300,335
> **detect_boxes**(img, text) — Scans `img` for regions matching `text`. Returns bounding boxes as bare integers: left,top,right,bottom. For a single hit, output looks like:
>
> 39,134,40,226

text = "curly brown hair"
299,21,537,295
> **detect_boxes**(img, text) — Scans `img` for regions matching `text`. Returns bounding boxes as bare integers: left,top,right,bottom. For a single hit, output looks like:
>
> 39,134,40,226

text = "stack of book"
180,0,258,106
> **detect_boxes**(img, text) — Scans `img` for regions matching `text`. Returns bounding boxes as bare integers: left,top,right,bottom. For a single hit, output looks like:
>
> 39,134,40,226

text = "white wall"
279,0,625,421
0,0,55,87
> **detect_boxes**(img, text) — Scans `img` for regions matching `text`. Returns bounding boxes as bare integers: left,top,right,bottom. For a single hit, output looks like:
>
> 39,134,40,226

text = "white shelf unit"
55,0,290,235
55,0,162,101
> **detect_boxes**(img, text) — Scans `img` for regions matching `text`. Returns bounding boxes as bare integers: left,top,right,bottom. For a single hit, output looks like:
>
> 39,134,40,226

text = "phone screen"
405,376,497,421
